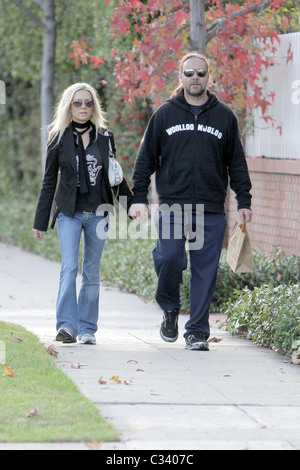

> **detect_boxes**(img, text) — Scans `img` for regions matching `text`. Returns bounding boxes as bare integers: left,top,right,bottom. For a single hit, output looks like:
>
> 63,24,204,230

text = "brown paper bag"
226,222,253,273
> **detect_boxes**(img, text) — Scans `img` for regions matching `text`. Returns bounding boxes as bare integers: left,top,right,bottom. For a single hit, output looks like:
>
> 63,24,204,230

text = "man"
129,52,252,351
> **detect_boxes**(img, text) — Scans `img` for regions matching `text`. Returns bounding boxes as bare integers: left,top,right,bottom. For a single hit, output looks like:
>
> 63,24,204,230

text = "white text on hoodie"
166,123,222,139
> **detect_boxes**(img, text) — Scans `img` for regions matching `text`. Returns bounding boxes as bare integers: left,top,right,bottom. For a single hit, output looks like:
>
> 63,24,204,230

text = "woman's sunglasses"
183,69,208,78
71,100,94,108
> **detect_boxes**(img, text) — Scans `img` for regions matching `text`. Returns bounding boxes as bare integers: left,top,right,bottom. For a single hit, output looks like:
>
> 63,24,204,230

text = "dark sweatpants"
153,210,227,339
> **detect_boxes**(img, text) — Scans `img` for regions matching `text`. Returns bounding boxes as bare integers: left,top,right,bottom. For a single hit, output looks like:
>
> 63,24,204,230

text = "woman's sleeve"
33,140,60,231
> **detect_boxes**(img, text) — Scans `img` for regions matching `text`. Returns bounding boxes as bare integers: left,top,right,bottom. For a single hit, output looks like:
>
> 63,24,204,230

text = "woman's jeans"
56,211,107,338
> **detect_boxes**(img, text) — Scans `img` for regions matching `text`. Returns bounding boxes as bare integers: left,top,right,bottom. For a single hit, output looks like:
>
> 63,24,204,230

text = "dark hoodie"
132,91,252,213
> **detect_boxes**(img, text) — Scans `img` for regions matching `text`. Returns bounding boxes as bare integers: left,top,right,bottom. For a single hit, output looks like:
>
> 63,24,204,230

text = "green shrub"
222,284,300,358
101,238,157,302
0,195,61,262
180,245,300,312
101,237,300,315
211,246,300,312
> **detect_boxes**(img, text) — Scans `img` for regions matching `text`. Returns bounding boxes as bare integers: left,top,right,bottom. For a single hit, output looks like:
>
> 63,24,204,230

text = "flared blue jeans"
56,211,107,338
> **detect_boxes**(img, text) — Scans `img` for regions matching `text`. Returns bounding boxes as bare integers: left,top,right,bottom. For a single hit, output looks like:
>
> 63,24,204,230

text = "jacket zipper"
193,114,198,202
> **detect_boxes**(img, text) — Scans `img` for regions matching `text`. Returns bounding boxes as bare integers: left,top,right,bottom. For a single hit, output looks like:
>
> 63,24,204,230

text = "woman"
33,83,132,345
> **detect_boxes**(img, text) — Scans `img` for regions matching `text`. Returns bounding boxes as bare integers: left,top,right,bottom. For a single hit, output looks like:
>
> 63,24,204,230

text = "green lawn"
0,322,118,443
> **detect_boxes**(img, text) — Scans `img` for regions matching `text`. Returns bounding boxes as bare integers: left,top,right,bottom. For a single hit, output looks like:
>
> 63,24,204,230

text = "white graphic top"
76,154,102,187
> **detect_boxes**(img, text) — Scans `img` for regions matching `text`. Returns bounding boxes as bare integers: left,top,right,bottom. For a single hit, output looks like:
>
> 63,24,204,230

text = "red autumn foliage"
69,0,292,125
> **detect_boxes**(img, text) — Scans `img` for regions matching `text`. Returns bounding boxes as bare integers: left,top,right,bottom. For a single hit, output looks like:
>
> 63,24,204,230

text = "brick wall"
225,157,300,255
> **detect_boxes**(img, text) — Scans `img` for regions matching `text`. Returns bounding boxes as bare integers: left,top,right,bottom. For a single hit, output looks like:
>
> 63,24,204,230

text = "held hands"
129,203,149,220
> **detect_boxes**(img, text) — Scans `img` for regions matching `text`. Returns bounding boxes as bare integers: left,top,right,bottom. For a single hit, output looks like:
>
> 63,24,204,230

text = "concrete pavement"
0,242,299,450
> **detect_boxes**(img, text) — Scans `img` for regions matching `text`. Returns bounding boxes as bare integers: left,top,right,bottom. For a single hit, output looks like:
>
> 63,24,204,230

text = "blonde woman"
33,83,132,345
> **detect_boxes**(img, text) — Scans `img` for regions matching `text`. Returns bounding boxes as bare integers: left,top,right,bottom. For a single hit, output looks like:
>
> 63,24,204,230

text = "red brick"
225,157,300,255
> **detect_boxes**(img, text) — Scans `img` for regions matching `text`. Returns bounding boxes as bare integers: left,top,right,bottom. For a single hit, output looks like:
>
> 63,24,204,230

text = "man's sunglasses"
71,100,94,108
183,69,208,78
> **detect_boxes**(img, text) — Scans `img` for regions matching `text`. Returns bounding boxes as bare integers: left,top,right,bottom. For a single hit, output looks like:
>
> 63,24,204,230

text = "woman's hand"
32,229,44,242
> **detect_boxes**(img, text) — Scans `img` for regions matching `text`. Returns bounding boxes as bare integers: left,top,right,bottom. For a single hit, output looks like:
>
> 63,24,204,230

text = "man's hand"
129,204,149,220
32,229,44,242
238,209,252,224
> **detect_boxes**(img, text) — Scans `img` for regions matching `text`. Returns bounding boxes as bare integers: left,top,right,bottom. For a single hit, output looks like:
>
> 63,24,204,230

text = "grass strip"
0,321,118,443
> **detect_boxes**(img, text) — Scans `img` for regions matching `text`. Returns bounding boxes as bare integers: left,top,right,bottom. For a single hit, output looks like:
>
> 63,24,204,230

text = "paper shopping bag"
226,222,253,273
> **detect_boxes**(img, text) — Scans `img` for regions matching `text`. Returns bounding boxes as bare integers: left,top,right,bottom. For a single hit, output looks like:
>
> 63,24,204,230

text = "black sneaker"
56,328,77,344
160,309,180,343
185,332,209,351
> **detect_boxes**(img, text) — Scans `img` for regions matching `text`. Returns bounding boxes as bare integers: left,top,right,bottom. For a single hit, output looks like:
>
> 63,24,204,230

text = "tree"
109,0,190,106
189,0,279,52
87,0,293,126
9,0,56,169
0,0,114,195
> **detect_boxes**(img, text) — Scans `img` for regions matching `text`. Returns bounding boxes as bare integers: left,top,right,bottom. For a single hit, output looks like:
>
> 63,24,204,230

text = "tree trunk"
10,0,56,169
40,0,56,171
189,0,207,54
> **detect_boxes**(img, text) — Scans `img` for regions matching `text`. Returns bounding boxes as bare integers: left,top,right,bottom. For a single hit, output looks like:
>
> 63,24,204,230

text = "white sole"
185,342,209,351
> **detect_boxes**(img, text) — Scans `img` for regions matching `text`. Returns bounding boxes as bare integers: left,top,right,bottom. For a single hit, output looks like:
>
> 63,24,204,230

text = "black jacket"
34,126,132,231
132,91,252,213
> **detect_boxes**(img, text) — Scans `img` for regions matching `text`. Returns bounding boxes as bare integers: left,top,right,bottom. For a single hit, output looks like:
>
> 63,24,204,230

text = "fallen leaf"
85,439,103,451
3,364,18,377
208,337,222,343
71,363,88,369
47,344,58,358
98,378,107,385
109,375,121,383
124,380,134,386
136,368,145,372
223,374,231,377
127,359,138,364
26,409,38,418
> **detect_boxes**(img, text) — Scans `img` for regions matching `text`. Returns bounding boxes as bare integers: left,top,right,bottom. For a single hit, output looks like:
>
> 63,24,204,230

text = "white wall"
246,32,300,160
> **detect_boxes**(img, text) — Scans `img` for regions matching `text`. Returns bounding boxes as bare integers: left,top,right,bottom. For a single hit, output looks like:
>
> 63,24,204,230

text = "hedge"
222,284,300,361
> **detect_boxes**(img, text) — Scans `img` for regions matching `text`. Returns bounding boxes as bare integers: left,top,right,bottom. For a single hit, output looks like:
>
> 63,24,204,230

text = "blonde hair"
171,52,210,98
47,83,107,145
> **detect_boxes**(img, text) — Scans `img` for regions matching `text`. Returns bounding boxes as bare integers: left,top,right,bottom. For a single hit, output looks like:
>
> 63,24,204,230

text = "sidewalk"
0,242,299,450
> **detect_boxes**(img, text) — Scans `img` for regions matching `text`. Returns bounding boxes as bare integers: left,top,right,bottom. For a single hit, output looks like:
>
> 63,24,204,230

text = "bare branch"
10,0,45,30
206,0,273,43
